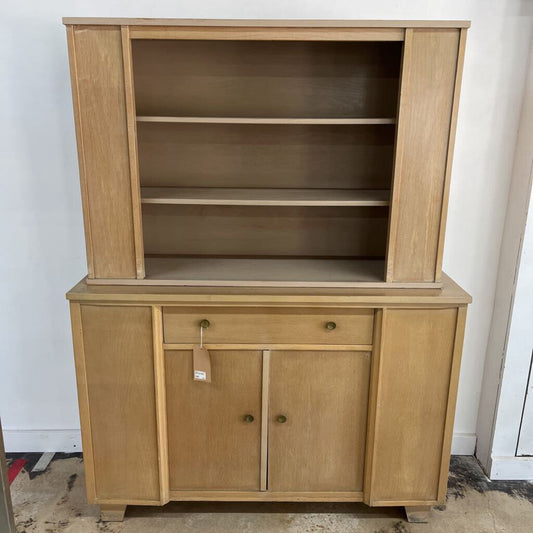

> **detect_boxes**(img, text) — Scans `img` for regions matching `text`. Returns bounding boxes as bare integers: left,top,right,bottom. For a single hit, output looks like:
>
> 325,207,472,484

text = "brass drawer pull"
199,319,210,329
326,321,337,330
243,414,254,423
276,415,287,424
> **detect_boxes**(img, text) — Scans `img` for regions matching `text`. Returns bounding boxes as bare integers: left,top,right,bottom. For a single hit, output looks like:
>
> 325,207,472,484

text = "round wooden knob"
199,319,210,329
276,415,287,424
243,414,254,423
326,321,337,330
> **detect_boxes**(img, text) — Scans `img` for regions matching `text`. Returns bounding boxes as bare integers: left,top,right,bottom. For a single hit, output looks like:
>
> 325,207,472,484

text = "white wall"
481,183,533,479
490,182,533,478
0,1,532,452
475,37,533,478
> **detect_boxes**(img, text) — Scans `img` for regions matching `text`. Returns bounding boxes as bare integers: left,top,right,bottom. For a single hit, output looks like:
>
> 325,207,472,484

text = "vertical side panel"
363,308,383,504
81,305,159,501
66,28,94,278
69,302,97,502
386,29,460,282
152,306,169,503
368,308,458,504
67,26,137,279
121,26,145,278
438,305,468,500
434,29,468,281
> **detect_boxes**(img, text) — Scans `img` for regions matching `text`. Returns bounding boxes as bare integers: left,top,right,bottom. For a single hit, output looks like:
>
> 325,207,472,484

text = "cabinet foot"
100,504,126,522
404,505,432,523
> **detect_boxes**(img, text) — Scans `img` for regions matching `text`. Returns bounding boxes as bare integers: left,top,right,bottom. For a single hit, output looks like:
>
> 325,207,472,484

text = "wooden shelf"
140,258,387,287
87,257,440,288
140,188,390,207
136,116,396,125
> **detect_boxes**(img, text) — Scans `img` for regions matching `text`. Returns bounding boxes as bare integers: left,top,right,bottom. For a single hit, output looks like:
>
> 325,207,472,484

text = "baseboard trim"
2,430,82,453
489,456,533,480
451,433,477,455
2,429,476,456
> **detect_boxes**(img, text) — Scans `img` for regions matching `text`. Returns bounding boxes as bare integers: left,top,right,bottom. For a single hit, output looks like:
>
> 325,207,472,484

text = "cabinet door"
67,27,141,279
268,350,371,492
366,308,464,504
166,350,262,490
74,304,160,503
386,28,464,282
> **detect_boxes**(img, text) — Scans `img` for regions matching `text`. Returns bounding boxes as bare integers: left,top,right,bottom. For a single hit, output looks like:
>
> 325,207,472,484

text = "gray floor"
8,455,533,532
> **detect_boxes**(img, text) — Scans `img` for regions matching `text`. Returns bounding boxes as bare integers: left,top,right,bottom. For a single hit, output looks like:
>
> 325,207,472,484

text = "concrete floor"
7,455,533,532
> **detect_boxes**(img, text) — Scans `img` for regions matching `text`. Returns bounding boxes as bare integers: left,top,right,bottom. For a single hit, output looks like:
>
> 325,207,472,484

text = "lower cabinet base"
98,501,437,523
69,280,470,527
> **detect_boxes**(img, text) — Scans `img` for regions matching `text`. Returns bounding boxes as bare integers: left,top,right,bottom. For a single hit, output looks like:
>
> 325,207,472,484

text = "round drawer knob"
199,319,210,329
326,321,337,330
276,415,287,424
243,414,254,423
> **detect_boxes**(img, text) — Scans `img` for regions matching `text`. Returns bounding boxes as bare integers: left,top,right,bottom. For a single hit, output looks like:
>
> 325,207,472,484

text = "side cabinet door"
366,308,466,505
386,28,465,283
268,350,371,493
166,350,262,491
67,27,140,279
72,304,160,503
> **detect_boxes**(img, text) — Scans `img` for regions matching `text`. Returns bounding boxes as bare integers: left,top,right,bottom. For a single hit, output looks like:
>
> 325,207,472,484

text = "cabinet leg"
404,505,432,523
100,504,126,522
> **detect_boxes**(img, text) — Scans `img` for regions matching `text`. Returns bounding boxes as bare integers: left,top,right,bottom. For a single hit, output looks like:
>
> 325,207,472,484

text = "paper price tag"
193,346,211,383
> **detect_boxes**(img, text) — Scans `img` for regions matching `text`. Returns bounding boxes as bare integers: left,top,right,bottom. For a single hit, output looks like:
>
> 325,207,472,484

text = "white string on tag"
200,324,203,348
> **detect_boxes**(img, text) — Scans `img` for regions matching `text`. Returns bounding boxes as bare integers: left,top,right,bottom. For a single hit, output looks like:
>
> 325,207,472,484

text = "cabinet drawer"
163,307,374,345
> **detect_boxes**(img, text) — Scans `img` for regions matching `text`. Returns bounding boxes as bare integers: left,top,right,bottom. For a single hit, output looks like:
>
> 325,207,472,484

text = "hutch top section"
64,19,469,289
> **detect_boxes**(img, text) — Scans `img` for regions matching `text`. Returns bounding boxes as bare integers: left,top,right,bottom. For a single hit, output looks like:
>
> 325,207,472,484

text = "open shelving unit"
130,38,403,286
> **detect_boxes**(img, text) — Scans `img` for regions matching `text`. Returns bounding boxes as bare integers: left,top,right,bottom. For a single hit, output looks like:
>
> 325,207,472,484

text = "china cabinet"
65,18,471,523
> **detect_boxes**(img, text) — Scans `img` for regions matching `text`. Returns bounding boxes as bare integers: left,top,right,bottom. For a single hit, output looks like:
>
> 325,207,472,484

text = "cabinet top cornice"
62,18,471,29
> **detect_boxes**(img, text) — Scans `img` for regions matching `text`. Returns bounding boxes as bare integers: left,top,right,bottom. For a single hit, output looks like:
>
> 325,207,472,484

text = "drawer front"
163,307,374,345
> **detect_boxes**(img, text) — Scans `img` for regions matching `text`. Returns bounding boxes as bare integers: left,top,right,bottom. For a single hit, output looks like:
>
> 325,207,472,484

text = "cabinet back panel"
138,123,395,189
132,40,401,118
142,205,388,257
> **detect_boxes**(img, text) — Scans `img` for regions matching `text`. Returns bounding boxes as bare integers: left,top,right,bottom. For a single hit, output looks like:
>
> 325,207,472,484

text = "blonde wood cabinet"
67,276,470,521
64,17,472,524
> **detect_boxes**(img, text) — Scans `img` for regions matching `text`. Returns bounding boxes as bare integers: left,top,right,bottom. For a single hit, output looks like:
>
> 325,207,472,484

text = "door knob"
243,414,254,423
276,415,287,424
